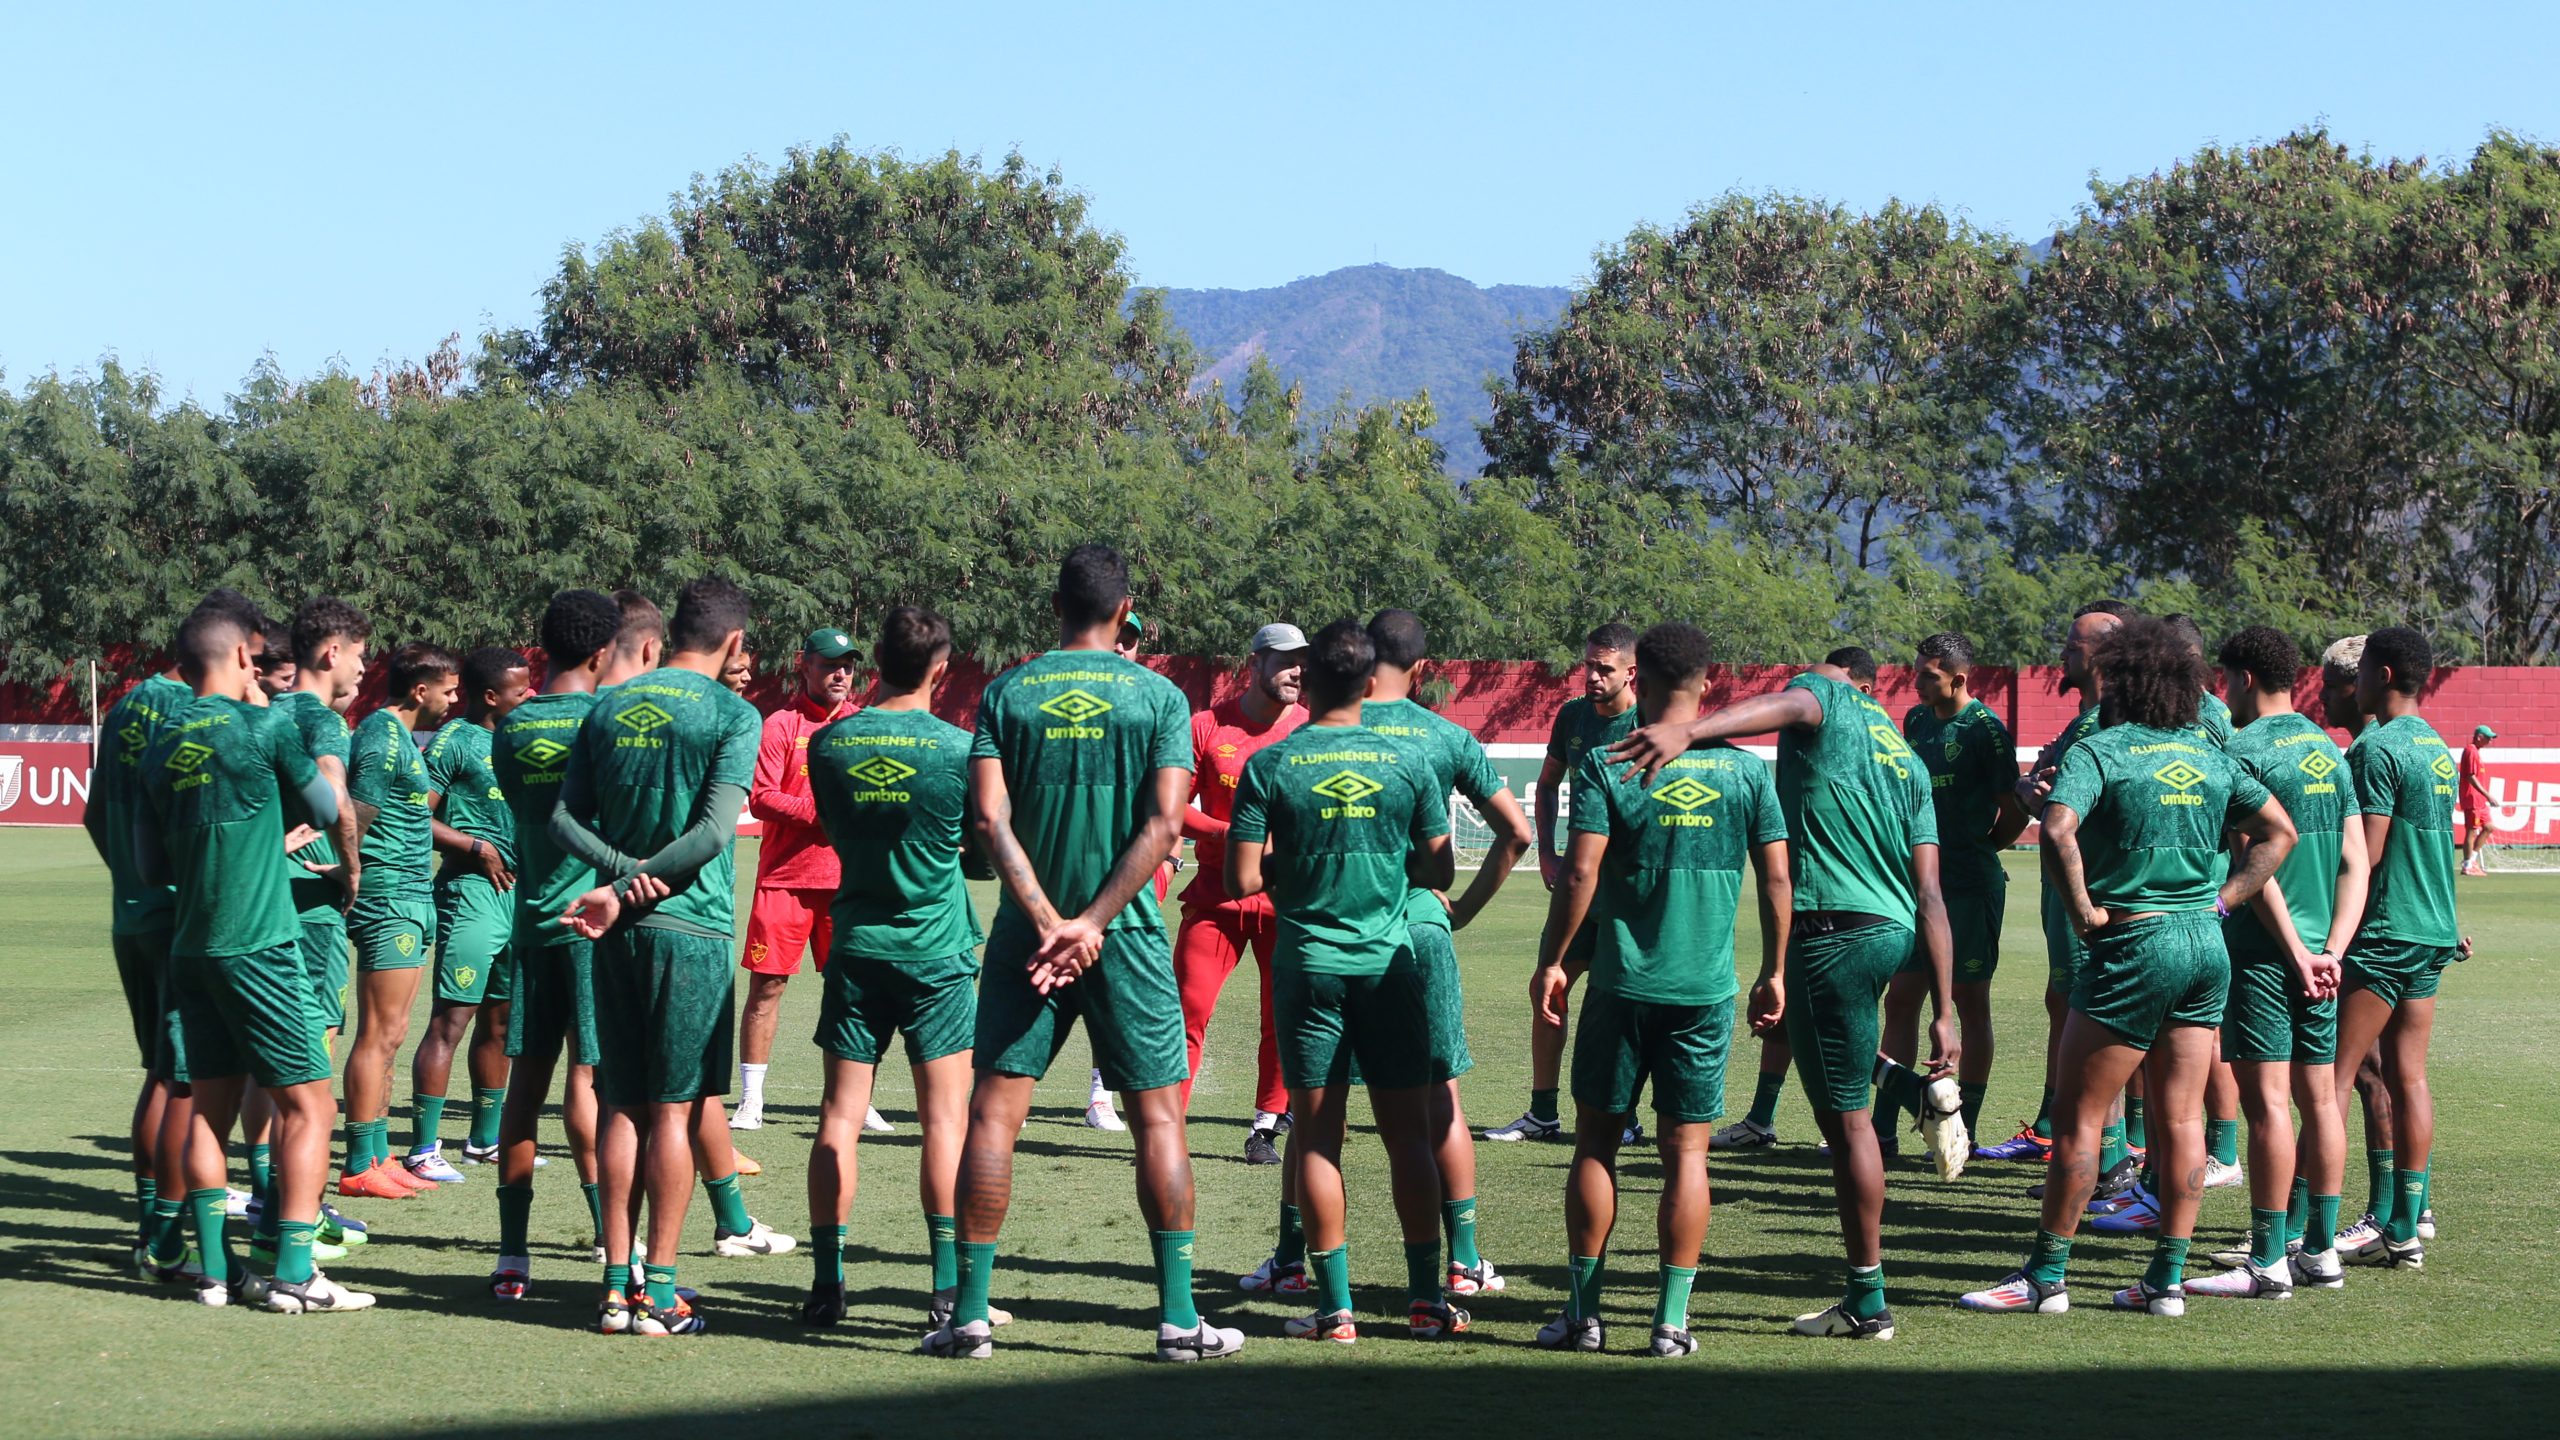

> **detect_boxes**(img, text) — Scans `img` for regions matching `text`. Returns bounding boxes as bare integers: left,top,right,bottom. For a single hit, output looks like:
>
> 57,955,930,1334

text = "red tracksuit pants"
1173,899,1287,1116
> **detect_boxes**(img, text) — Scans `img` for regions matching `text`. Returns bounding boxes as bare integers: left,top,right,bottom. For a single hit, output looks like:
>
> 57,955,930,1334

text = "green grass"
2,830,2554,1437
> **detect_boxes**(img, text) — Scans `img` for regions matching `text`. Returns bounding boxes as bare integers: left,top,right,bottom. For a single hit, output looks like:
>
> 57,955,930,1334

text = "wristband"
2213,896,2232,919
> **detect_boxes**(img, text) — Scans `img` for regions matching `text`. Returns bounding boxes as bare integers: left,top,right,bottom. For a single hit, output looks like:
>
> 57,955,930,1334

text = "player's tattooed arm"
2041,804,2105,934
1038,766,1192,983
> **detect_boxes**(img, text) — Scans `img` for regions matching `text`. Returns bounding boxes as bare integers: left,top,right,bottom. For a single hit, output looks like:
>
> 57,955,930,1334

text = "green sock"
497,1182,534,1255
1844,1263,1887,1320
1153,1230,1200,1328
1747,1068,1788,1129
1530,1088,1559,1125
1403,1239,1441,1307
704,1170,753,1235
644,1263,678,1311
246,1144,273,1196
411,1093,448,1153
2206,1117,2240,1168
928,1214,958,1290
2033,1086,2056,1140
581,1182,605,1240
2308,1194,2343,1254
274,1219,318,1285
955,1241,997,1325
2249,1207,2288,1267
1653,1264,1695,1330
1275,1202,1306,1266
2125,1097,2148,1151
2099,1118,2127,1173
1958,1081,1987,1140
2385,1168,2429,1244
359,1117,391,1172
2366,1148,2397,1231
1871,1057,1926,1119
186,1187,233,1286
2285,1176,2310,1246
1310,1245,1352,1315
604,1262,631,1294
148,1197,188,1265
2143,1235,2191,1292
1568,1253,1605,1320
2025,1227,2072,1287
813,1224,844,1289
134,1175,157,1247
342,1114,370,1175
1442,1196,1480,1271
468,1089,507,1149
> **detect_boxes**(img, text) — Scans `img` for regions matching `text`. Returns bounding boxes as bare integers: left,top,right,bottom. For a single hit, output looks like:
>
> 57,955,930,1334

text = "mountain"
1148,265,1573,475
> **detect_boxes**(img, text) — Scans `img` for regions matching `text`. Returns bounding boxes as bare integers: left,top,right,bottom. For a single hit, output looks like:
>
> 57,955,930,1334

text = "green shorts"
1275,950,1433,1092
1942,882,2005,984
1570,986,1732,1124
350,893,435,973
298,913,351,1030
2341,936,2457,1009
1782,916,1911,1113
975,910,1187,1092
1410,922,1472,1082
816,949,978,1066
2223,927,2338,1066
508,934,600,1068
2072,909,2229,1049
592,927,735,1107
2042,884,2088,992
113,927,176,1069
433,876,515,1005
168,941,334,1088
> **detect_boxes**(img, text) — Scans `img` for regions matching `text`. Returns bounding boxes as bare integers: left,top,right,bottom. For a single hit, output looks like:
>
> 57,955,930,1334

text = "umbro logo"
616,702,675,734
848,756,918,788
165,741,215,773
2431,754,2458,781
1311,771,1383,805
2298,752,2338,781
1037,690,1114,725
515,737,570,768
2153,760,2206,791
1651,776,1722,811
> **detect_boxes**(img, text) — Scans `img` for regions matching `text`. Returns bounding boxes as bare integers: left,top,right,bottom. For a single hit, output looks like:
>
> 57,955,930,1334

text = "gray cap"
1250,622,1310,654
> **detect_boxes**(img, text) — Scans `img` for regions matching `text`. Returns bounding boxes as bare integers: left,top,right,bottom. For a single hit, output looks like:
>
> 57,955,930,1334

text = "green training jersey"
1229,723,1447,977
139,696,318,958
1548,695,1639,773
2225,710,2357,953
425,719,515,876
1362,696,1507,932
2194,691,2235,748
1903,698,2016,897
2046,724,2272,914
566,667,761,939
347,707,434,897
272,691,354,918
1776,672,1938,921
1569,740,1787,1006
2350,713,2460,947
809,707,983,965
95,673,192,936
969,649,1191,934
494,689,600,946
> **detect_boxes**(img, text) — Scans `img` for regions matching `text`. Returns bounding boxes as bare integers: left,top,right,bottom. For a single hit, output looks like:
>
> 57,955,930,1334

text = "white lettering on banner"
0,742,95,825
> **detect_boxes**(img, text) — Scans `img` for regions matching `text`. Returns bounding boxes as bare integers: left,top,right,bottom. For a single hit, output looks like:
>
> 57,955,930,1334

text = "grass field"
2,828,2554,1438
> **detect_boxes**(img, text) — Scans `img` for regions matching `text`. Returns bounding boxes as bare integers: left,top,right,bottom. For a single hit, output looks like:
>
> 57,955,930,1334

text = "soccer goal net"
1452,795,1547,872
2478,842,2560,874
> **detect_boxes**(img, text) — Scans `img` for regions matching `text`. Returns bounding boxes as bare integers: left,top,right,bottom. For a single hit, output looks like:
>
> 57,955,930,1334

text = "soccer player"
2165,613,2245,1191
2189,625,2365,1297
2459,725,2496,875
137,603,373,1311
253,616,297,698
1532,622,1789,1357
486,589,655,1301
1486,622,1635,1144
1226,618,1460,1344
927,543,1242,1363
799,606,992,1327
1084,607,1172,1134
1958,617,2295,1318
2328,627,2461,1270
1886,633,2027,1147
1361,609,1533,1296
403,647,533,1182
1173,623,1308,1162
1611,647,1958,1339
340,642,459,1200
733,626,866,1134
556,578,795,1337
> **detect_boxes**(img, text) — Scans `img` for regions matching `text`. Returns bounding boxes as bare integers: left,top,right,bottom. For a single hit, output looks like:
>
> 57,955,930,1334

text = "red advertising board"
0,741,95,826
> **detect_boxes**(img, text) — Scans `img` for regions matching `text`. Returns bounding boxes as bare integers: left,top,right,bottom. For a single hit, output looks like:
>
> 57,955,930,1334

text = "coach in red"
732,626,861,1135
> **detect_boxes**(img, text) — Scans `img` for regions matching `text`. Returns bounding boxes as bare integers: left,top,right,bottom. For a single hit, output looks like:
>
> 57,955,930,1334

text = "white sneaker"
193,1273,234,1307
2109,1280,2185,1316
405,1143,467,1184
1534,1312,1605,1351
864,1106,895,1134
224,1187,252,1219
1156,1320,1245,1362
2293,1247,2346,1288
921,1318,994,1358
1712,1118,1777,1149
2336,1214,2387,1261
1237,1254,1308,1295
263,1270,377,1313
2201,1157,2244,1190
1446,1258,1504,1296
1957,1271,2070,1314
1790,1302,1895,1339
728,1103,763,1131
2417,1206,2437,1241
1918,1076,1969,1180
2186,1258,2293,1300
713,1219,798,1257
1481,1110,1561,1142
1650,1324,1698,1357
1083,1100,1126,1132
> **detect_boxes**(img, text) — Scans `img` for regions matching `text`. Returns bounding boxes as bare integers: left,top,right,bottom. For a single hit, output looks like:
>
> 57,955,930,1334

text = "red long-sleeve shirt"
1178,696,1306,908
749,693,852,890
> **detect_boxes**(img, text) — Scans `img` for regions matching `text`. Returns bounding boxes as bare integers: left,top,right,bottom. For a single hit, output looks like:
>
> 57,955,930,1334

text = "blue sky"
7,1,2556,405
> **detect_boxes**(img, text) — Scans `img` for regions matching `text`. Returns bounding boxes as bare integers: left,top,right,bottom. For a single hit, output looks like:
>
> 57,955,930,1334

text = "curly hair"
1916,631,1975,670
2094,616,2204,731
2363,626,2432,695
2215,625,2299,693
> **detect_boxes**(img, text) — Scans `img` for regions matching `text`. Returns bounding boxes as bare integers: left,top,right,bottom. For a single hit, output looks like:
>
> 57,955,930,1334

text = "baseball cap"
2476,724,2497,740
802,626,858,660
1251,623,1310,654
1122,610,1145,635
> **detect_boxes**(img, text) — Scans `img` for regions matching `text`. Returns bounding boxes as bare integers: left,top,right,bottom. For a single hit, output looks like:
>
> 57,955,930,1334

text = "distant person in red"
2459,725,2496,876
731,627,871,1139
1173,624,1310,1164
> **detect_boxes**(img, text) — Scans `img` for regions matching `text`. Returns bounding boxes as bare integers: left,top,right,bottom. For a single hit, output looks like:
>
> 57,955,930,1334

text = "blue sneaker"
404,1143,468,1184
1975,1124,2053,1162
2090,1188,2162,1236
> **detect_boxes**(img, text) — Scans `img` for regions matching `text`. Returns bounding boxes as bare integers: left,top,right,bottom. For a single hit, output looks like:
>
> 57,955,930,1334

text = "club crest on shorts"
395,931,418,958
452,965,476,990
